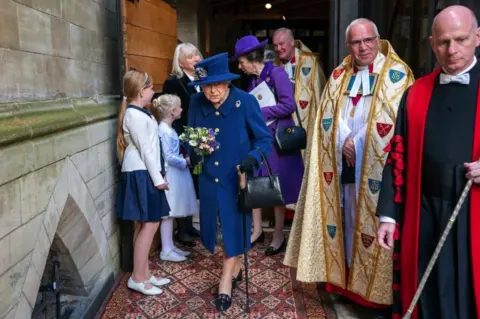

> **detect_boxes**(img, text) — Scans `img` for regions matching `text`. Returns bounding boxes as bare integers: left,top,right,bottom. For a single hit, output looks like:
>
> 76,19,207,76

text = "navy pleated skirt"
116,170,170,222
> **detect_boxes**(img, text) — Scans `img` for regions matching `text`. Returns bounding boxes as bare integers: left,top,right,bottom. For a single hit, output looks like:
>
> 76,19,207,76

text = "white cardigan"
121,106,165,187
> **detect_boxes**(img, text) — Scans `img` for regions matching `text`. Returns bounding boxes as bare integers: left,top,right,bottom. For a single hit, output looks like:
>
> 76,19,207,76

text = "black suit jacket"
162,74,198,135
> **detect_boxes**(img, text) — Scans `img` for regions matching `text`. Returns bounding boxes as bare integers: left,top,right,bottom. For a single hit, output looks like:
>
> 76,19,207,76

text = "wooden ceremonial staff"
402,177,474,319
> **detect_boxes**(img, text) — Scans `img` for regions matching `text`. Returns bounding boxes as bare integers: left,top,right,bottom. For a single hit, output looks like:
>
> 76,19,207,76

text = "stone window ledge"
0,95,120,147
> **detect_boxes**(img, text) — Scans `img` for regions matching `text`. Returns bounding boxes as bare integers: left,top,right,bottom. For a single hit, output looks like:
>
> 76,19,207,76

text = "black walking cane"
238,167,250,313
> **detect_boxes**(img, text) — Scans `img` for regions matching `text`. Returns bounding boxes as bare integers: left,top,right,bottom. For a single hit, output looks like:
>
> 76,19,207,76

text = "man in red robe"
376,5,480,319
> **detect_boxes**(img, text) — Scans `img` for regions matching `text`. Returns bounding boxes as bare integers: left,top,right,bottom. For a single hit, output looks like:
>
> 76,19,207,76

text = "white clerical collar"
442,59,477,76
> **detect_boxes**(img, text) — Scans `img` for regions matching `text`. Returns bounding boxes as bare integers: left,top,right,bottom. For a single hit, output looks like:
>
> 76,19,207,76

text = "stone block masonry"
0,116,121,319
0,0,119,102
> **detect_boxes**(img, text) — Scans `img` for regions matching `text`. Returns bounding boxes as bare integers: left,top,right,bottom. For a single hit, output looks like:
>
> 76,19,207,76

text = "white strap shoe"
160,250,187,262
173,247,191,257
149,275,171,287
127,277,163,295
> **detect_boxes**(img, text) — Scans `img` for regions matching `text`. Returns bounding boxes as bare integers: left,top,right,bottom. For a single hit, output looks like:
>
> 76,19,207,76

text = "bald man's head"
429,5,480,74
432,5,478,35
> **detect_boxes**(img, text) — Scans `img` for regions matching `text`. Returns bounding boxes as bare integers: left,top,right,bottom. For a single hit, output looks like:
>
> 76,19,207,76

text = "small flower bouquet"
179,126,220,175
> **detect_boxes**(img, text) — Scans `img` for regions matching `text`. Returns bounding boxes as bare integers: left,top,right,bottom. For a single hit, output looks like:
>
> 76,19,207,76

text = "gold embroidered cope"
284,40,414,305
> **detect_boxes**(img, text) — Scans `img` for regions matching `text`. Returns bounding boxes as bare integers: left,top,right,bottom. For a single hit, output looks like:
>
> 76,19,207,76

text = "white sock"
160,218,174,254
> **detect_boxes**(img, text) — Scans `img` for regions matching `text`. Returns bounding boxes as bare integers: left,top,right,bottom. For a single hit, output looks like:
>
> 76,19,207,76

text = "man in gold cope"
284,19,414,309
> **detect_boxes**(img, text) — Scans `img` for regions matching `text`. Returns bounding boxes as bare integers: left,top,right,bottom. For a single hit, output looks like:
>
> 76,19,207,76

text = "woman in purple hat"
231,35,304,256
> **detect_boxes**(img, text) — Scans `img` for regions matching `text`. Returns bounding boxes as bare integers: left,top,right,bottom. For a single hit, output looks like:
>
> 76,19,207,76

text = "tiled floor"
188,218,383,319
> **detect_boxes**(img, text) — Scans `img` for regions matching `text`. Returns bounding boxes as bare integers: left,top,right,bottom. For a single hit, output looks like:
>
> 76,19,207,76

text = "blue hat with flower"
188,52,240,87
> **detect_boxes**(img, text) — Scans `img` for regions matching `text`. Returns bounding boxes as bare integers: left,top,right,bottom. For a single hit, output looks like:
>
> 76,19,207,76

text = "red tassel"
395,158,404,170
394,224,400,240
395,142,405,153
391,135,403,143
392,253,399,260
393,171,404,186
392,283,401,291
383,143,392,152
394,187,403,203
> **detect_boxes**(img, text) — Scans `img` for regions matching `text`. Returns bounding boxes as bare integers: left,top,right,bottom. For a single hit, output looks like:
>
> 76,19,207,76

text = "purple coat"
247,62,304,205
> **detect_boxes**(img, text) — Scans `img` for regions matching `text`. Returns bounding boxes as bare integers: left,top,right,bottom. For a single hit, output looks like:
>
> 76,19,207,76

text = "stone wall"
0,110,120,318
0,0,119,102
0,0,121,317
175,0,209,54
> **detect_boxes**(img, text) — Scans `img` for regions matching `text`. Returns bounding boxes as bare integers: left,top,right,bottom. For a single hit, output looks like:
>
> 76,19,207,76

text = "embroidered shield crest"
333,67,344,80
299,100,309,109
302,67,312,76
322,118,333,131
323,172,333,185
327,225,337,239
389,69,405,83
361,233,375,248
368,178,382,194
376,123,393,138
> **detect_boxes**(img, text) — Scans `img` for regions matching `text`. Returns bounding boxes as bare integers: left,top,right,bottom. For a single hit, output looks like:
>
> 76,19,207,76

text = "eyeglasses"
348,36,378,48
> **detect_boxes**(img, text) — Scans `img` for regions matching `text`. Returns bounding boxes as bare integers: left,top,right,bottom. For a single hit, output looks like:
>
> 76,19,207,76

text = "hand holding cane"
402,164,477,319
237,165,250,313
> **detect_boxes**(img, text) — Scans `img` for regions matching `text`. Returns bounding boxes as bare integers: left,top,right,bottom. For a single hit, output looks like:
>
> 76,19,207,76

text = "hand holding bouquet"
179,126,220,174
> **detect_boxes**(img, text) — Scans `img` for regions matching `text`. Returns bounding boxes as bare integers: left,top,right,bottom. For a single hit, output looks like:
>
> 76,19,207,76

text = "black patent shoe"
265,238,286,256
232,271,243,289
214,293,232,311
251,231,265,248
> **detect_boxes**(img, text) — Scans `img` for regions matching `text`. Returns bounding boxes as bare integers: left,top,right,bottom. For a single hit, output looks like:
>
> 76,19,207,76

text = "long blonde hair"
152,94,180,121
116,70,153,162
172,43,203,78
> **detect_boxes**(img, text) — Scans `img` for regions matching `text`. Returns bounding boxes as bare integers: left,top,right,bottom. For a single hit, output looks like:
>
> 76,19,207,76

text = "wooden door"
120,0,177,261
121,0,177,92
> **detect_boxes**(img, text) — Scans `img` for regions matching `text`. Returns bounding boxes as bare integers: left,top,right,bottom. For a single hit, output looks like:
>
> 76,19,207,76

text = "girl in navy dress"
116,70,171,296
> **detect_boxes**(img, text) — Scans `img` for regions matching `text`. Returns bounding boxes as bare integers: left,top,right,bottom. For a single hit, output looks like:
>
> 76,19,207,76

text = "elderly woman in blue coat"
187,53,272,311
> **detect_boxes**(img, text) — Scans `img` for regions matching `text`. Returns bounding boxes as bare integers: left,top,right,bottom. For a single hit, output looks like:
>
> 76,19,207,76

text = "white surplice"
336,63,373,267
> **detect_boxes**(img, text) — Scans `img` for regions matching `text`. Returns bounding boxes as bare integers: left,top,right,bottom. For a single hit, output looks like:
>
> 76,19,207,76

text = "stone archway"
1,156,119,319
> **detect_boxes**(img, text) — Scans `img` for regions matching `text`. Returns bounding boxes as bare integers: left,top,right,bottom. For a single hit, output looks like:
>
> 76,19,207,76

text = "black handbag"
274,105,307,153
240,148,285,210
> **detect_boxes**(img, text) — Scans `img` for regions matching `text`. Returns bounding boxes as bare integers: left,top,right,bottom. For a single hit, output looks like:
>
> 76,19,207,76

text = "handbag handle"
274,105,303,130
253,147,276,188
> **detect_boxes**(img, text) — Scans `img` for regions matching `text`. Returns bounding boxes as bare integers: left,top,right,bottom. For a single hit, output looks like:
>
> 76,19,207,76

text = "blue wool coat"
188,85,273,257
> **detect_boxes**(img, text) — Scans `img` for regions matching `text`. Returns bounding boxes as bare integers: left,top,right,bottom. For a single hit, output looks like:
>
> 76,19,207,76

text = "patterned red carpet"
98,238,336,318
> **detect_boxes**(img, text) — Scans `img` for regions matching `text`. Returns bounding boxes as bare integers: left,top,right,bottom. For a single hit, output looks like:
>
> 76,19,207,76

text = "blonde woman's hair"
152,94,181,121
116,70,153,162
172,43,203,78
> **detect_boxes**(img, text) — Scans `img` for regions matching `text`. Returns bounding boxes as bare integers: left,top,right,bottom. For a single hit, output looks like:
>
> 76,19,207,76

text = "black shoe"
251,231,265,247
214,293,232,311
186,227,201,238
232,271,243,289
175,236,195,247
265,238,286,256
